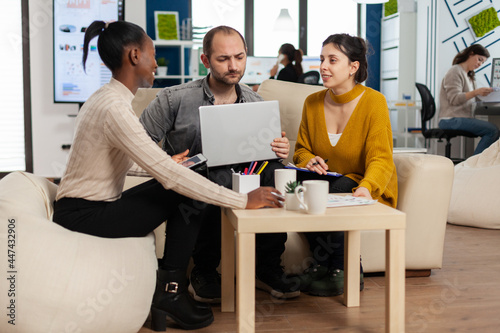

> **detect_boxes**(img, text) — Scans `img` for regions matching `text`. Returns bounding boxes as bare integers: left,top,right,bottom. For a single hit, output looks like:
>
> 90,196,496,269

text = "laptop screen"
199,101,282,167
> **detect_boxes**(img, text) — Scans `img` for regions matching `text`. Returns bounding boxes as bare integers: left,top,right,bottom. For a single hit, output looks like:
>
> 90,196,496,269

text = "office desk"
220,204,406,333
475,102,500,116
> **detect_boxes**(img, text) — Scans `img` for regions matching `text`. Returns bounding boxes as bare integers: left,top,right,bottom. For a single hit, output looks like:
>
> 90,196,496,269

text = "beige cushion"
257,79,325,164
131,88,162,117
0,172,157,333
448,140,500,229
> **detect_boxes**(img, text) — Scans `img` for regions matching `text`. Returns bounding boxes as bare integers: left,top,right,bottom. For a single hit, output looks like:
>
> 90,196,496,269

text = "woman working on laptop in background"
439,44,499,155
292,33,398,297
52,20,283,332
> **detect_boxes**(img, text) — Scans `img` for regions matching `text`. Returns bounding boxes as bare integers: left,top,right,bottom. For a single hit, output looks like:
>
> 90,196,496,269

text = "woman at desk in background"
293,33,397,297
439,44,499,155
269,43,303,82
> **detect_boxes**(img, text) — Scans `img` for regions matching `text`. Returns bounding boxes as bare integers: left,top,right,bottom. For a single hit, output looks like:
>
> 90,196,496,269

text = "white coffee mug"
274,169,297,194
294,180,329,214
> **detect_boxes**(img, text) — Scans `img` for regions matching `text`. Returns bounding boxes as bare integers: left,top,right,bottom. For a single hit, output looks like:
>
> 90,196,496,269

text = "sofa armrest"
393,153,454,269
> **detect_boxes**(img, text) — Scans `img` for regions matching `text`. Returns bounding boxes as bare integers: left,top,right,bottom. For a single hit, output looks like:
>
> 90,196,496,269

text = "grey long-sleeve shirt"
139,75,263,157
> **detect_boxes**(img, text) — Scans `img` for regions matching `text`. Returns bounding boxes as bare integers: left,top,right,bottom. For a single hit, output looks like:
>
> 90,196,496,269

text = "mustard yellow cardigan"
293,85,397,208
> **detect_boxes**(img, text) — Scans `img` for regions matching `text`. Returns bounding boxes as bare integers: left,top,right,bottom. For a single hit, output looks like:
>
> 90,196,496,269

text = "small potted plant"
284,180,302,211
156,57,169,76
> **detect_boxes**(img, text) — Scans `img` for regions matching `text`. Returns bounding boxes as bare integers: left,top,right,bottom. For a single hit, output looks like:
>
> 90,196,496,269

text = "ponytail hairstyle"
279,43,304,77
322,34,369,83
82,20,147,73
452,44,490,80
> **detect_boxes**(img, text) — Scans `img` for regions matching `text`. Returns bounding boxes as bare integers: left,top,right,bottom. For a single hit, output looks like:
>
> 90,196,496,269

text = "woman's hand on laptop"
246,187,284,209
271,131,290,159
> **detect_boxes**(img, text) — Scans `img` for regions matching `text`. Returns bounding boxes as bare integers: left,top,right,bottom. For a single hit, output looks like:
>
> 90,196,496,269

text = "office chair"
415,82,478,160
298,71,320,85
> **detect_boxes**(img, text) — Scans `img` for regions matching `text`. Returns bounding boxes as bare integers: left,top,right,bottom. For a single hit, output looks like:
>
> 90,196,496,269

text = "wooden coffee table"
220,203,406,333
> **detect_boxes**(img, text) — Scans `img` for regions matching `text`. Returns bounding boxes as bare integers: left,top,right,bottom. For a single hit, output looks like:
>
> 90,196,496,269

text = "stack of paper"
477,90,500,103
327,194,377,208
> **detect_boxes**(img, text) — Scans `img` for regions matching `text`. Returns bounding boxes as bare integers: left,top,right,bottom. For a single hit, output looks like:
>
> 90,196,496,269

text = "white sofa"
0,172,157,333
126,79,455,274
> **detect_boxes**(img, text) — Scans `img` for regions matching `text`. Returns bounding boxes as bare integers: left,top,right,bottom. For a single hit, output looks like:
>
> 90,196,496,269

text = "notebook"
199,100,282,167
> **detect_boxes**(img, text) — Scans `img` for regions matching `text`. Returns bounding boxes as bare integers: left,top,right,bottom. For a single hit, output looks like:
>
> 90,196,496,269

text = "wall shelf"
153,40,202,83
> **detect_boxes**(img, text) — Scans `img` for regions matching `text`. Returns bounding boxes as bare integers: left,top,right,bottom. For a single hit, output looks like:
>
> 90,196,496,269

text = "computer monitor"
241,56,277,85
301,56,322,84
241,55,323,85
490,58,500,88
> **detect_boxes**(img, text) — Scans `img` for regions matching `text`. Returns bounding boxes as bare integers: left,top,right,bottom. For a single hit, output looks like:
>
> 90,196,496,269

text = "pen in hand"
312,159,329,166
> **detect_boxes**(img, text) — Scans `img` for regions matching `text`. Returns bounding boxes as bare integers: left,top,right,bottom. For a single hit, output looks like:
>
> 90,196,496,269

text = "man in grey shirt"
140,26,299,303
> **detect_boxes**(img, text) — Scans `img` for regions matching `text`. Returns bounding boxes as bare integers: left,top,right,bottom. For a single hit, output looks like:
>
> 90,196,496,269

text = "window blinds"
0,1,25,172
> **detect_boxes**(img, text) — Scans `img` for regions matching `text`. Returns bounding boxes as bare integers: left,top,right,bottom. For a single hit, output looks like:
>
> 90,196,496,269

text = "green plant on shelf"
469,7,500,38
156,57,169,67
284,180,302,194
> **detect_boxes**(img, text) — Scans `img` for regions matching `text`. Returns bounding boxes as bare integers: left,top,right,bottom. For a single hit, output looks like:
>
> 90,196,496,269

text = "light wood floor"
139,224,500,332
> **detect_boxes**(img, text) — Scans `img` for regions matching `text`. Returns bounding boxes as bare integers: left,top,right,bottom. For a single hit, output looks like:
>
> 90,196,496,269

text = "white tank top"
328,132,342,146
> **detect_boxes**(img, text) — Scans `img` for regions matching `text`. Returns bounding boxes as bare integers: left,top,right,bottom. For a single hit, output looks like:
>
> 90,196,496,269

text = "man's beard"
210,68,245,86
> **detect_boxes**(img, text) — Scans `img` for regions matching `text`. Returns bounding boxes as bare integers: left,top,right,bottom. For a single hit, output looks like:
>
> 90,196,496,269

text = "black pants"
192,160,287,272
297,173,359,270
53,179,205,271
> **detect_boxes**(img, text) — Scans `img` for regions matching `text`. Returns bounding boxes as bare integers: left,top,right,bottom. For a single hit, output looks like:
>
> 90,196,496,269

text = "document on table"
285,162,342,177
477,90,500,103
327,194,377,208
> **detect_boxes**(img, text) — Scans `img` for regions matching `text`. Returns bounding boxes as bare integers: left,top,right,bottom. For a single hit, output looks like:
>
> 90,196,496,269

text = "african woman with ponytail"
52,20,282,331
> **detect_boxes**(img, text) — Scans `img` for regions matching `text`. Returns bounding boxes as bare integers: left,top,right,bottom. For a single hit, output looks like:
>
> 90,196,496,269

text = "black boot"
151,269,214,331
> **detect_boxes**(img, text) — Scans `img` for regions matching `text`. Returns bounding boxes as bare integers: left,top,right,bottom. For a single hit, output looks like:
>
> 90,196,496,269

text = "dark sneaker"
188,267,221,303
308,268,364,297
255,266,301,299
296,264,329,292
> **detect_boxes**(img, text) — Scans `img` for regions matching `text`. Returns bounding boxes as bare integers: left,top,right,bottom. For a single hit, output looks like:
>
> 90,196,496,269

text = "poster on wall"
154,11,180,40
53,0,124,103
466,6,500,40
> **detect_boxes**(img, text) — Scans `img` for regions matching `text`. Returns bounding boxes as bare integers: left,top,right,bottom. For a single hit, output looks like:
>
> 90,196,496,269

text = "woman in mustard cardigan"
293,33,398,297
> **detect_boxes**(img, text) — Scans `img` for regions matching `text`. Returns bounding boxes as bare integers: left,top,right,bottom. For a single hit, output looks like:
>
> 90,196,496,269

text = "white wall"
29,0,146,177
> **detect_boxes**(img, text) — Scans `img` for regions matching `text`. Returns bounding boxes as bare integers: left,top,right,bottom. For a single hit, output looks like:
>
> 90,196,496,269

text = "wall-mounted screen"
53,0,124,104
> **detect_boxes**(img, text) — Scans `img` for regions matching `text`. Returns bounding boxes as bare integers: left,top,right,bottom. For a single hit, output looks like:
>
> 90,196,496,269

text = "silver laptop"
199,100,281,167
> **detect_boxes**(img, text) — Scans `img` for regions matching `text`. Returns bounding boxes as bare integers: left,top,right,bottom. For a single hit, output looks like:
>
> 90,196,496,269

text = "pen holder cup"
232,174,260,193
